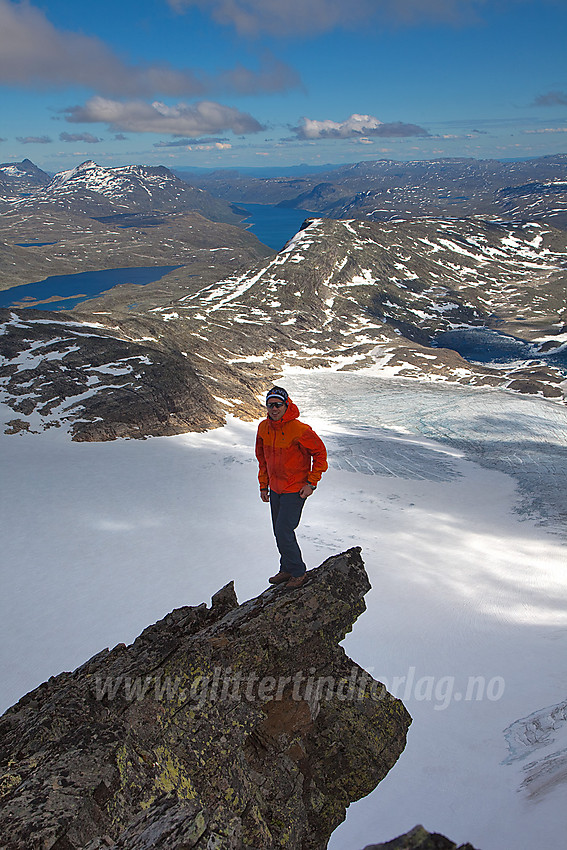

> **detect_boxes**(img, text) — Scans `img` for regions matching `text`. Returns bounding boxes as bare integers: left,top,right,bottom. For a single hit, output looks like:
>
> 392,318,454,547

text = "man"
255,386,328,589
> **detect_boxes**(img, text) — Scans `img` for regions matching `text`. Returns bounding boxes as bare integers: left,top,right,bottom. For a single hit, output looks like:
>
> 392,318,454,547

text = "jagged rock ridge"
0,548,411,850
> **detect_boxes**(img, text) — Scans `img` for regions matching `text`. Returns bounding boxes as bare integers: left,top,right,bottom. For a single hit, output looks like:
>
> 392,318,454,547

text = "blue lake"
433,328,567,374
16,242,58,248
0,265,182,311
238,202,313,251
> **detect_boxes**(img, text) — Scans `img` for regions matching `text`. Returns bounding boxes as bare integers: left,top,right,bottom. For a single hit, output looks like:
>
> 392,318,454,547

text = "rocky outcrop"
0,548,411,850
362,824,480,849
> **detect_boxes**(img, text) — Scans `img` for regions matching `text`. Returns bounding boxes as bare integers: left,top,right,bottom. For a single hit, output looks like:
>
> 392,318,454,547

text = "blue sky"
0,0,566,173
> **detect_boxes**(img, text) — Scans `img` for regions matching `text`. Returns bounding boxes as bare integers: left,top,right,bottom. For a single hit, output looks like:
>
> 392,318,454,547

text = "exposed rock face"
362,824,480,849
0,308,267,440
0,548,411,850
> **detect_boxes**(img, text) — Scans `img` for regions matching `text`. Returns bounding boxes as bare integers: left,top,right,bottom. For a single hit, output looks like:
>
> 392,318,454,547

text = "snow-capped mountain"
7,161,244,224
1,215,565,441
0,159,51,202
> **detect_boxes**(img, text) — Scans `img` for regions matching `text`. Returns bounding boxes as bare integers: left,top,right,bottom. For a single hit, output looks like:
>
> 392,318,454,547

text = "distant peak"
51,160,100,185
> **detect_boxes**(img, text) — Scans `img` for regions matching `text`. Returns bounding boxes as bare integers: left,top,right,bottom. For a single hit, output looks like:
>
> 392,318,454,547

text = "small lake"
0,265,182,311
433,328,567,374
16,242,58,248
237,202,313,251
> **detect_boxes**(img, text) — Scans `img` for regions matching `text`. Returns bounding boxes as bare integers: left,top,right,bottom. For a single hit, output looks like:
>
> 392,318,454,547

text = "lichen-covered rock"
0,548,411,850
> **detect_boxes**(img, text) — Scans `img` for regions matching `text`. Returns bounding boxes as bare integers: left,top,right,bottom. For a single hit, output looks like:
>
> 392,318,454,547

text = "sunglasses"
267,401,285,409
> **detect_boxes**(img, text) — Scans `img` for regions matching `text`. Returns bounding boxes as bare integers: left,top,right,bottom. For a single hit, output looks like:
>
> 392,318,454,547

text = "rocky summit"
362,824,480,850
0,548,411,850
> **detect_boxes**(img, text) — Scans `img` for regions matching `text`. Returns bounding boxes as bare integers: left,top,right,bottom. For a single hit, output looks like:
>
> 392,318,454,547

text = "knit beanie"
266,386,288,404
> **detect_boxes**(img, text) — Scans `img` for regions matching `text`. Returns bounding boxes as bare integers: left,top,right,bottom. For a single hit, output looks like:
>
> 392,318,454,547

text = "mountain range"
184,155,567,229
0,155,566,441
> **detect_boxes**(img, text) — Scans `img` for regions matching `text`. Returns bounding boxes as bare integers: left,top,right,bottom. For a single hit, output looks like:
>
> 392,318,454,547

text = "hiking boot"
269,570,292,585
285,574,307,589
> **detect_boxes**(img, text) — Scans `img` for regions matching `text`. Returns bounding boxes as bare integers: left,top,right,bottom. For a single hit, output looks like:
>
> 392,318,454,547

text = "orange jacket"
255,399,328,494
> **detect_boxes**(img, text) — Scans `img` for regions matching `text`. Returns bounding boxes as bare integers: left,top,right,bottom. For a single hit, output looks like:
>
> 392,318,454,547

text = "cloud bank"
154,136,228,146
59,132,102,144
293,114,428,139
533,91,567,107
168,0,530,36
63,97,265,136
0,0,298,96
523,127,567,135
16,135,52,144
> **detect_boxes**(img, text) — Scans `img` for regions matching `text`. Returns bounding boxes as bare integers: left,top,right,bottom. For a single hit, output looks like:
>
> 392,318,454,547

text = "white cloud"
154,136,228,147
298,114,382,139
293,114,428,140
191,142,232,150
63,97,264,136
0,0,298,96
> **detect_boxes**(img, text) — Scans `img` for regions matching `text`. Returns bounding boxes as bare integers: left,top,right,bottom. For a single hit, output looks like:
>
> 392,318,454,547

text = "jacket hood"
283,399,300,422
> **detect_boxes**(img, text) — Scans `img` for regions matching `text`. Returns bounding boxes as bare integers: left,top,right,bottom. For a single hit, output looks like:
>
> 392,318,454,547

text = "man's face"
267,400,287,421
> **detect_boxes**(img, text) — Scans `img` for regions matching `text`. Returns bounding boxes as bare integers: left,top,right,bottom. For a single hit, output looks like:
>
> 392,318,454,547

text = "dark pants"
269,491,306,577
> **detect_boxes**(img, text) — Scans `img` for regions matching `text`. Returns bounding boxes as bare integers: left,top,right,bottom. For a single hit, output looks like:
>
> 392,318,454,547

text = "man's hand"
260,488,270,502
299,483,315,499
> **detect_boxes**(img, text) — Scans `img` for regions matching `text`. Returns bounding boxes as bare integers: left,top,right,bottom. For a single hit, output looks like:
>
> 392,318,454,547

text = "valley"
0,156,566,443
184,154,567,228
